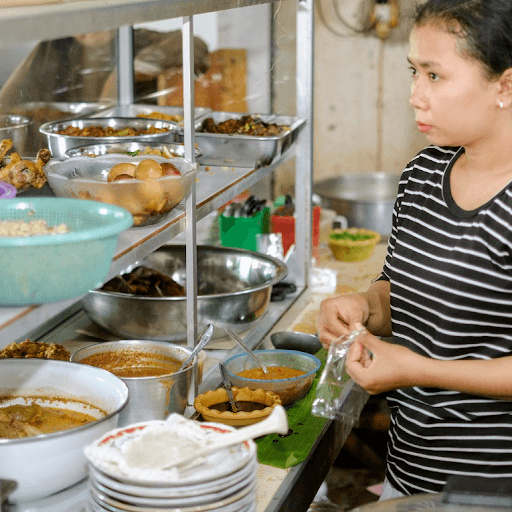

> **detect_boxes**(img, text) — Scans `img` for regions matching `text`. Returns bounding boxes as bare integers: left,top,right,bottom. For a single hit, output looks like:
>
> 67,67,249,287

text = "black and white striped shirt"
379,145,512,495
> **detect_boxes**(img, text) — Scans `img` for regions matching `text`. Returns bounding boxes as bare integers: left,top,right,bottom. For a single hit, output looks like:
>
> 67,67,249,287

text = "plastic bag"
311,327,367,424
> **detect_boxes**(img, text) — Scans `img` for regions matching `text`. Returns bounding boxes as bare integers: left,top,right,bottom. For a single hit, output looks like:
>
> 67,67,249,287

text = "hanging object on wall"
369,0,399,39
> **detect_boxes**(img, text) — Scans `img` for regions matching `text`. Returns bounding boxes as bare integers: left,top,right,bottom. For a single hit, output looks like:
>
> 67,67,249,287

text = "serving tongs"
224,328,269,375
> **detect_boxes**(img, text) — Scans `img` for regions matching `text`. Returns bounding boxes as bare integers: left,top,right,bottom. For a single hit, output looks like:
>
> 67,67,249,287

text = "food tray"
8,102,109,157
89,104,211,124
39,117,180,160
177,112,306,168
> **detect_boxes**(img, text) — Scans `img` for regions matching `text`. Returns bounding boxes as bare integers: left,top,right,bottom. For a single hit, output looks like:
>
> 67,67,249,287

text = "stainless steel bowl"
0,358,129,503
81,245,288,341
0,114,31,155
64,141,202,159
39,117,180,160
71,340,196,427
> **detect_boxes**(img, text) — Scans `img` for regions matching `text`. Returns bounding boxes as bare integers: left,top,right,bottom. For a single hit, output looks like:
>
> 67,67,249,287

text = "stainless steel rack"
0,2,336,511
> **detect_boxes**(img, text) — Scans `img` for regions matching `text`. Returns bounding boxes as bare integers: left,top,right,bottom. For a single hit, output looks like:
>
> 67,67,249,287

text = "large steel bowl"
81,245,288,341
0,358,129,503
313,172,400,239
71,340,197,427
39,117,180,160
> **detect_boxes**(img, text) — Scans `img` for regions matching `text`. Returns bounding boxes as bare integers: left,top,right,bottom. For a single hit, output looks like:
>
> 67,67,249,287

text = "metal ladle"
178,324,214,371
224,328,269,375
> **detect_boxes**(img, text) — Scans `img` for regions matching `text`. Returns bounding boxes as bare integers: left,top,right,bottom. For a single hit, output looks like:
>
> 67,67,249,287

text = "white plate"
88,458,256,498
89,469,255,508
89,480,256,512
85,418,256,487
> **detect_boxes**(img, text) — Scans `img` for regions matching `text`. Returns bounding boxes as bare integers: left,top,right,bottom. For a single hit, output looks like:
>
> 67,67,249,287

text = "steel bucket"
313,172,400,239
71,340,195,427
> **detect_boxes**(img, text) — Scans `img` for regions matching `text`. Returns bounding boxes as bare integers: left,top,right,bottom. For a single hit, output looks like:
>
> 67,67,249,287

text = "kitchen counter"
6,242,388,512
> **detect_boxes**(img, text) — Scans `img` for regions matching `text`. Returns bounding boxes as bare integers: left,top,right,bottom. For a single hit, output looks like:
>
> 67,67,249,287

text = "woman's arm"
317,279,392,346
347,332,512,399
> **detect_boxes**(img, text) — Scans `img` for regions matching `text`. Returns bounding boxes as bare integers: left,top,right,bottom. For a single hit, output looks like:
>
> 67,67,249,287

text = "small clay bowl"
328,227,381,262
194,387,281,427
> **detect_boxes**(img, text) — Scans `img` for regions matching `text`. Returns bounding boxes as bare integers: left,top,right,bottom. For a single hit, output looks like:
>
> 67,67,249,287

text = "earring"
500,101,504,109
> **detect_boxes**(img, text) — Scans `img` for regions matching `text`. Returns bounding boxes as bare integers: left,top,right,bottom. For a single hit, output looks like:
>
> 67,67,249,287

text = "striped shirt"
379,145,512,495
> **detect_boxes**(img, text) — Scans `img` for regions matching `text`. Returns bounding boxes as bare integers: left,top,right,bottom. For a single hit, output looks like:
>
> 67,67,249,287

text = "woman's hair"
414,0,512,79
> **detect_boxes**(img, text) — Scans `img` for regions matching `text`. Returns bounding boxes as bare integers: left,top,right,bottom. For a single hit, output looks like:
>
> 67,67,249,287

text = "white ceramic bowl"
0,358,129,503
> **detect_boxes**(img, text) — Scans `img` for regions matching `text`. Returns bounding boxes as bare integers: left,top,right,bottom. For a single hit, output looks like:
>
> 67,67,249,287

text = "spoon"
178,324,214,371
122,404,288,470
219,362,238,413
224,328,269,375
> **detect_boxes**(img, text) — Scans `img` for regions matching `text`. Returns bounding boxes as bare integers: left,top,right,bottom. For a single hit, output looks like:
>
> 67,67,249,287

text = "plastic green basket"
0,198,133,306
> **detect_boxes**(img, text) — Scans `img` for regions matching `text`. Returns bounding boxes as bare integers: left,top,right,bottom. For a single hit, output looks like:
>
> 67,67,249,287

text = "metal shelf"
0,152,297,346
0,0,280,45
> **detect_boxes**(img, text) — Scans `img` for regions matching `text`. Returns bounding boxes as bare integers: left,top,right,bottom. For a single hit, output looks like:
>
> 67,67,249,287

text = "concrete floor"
308,395,390,511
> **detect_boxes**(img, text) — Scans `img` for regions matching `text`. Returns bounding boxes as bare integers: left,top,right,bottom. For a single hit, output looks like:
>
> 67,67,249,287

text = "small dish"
328,227,381,262
194,387,281,427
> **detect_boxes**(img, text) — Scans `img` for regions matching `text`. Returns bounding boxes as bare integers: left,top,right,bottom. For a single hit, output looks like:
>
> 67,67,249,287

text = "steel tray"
178,112,306,168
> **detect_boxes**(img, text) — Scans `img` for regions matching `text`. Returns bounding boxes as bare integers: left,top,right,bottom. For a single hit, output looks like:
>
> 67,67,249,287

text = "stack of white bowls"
84,415,258,512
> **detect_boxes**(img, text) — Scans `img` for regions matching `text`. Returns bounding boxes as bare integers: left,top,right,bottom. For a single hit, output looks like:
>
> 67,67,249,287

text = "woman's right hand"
317,293,370,348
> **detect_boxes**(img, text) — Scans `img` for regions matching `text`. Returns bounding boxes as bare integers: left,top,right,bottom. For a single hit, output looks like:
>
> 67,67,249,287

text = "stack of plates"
84,415,257,512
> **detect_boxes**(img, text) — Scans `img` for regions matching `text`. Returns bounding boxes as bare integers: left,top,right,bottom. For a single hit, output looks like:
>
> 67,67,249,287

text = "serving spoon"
178,324,214,371
122,404,288,470
224,328,269,375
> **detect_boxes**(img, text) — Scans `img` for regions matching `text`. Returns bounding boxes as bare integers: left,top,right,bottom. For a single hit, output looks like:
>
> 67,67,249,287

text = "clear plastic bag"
311,327,367,424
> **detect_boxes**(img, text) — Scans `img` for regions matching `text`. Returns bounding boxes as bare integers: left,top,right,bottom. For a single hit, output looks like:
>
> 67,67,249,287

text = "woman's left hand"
346,331,425,394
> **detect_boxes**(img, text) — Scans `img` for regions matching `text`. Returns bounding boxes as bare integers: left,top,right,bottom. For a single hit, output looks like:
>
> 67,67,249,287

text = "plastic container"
0,198,133,306
223,349,321,406
219,207,270,251
328,227,381,262
0,181,16,199
271,205,321,256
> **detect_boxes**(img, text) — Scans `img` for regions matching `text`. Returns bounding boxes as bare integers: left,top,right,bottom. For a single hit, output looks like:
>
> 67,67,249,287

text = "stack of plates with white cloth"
84,414,257,512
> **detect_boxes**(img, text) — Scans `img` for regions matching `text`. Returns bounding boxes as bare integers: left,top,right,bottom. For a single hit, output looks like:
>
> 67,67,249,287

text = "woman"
317,0,512,499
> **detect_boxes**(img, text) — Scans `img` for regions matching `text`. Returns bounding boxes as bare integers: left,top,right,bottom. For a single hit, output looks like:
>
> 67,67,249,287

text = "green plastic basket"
0,198,133,306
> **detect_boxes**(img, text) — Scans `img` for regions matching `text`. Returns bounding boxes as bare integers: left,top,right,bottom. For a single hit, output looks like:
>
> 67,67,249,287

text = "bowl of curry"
223,350,321,406
0,358,129,503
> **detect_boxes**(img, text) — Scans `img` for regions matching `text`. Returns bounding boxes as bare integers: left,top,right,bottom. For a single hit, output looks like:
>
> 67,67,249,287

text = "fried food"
200,115,290,136
0,139,51,191
101,266,186,297
56,125,169,137
0,340,70,361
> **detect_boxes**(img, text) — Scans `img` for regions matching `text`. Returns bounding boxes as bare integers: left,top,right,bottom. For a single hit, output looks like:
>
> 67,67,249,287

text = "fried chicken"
0,139,51,190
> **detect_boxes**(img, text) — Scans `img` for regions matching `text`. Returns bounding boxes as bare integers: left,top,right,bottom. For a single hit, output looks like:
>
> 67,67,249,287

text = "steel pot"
313,172,400,239
71,340,196,427
0,114,31,156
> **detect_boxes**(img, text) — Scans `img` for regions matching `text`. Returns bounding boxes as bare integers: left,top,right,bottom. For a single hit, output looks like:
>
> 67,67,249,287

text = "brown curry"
0,403,98,439
79,349,182,378
237,366,306,380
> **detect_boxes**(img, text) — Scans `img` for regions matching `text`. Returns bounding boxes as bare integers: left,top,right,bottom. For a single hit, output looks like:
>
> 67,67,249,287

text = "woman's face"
408,22,500,148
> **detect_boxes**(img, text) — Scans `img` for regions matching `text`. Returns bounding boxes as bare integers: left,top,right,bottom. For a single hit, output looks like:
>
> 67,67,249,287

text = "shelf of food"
0,150,299,347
